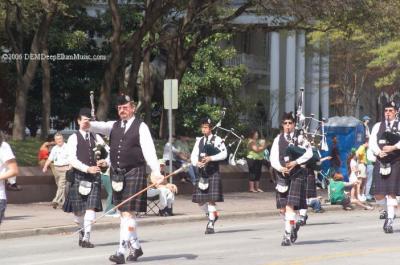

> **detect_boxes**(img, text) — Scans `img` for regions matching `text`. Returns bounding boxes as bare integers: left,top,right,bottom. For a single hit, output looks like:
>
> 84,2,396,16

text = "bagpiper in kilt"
63,108,104,249
191,117,227,234
270,112,313,246
369,101,400,234
90,94,162,264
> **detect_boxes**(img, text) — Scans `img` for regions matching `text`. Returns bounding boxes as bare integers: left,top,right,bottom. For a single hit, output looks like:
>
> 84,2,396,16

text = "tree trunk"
142,48,152,126
40,46,51,140
96,0,121,121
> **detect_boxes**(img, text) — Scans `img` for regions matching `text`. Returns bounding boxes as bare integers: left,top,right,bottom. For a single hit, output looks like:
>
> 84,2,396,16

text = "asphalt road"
0,210,399,265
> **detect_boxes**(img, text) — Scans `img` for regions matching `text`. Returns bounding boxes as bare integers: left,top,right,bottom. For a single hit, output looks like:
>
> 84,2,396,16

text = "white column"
269,32,280,129
320,43,329,119
310,43,320,127
296,30,306,115
285,31,296,112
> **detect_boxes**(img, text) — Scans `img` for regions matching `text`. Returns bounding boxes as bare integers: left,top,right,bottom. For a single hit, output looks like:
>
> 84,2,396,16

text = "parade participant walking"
270,112,313,246
0,131,19,224
43,132,69,209
369,101,400,233
89,94,163,264
63,108,104,248
191,118,227,234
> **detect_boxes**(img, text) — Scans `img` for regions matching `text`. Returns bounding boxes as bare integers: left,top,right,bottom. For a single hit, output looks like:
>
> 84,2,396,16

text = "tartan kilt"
276,168,307,210
372,159,400,195
63,171,102,213
305,168,317,198
192,171,224,203
112,166,147,213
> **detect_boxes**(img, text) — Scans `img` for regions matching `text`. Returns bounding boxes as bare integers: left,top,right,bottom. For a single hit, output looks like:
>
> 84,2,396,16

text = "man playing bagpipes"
270,112,313,246
191,118,227,234
369,101,400,234
63,108,106,248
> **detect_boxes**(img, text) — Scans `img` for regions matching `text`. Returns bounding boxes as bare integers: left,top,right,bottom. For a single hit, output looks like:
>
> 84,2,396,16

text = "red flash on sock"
290,220,295,225
214,212,219,218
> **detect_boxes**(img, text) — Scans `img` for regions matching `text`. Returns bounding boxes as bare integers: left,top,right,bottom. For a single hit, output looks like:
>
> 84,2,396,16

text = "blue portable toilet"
320,116,365,181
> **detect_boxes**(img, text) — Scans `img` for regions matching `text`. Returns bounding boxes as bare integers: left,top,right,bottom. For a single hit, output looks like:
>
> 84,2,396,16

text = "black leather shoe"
166,207,173,216
205,227,215,234
126,248,143,262
384,219,394,234
109,253,125,264
81,240,94,248
281,232,291,246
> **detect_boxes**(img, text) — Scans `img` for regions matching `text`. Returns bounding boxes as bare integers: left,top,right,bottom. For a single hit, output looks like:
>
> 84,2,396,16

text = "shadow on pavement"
295,239,347,245
305,222,341,226
4,215,33,220
216,228,256,234
139,254,197,262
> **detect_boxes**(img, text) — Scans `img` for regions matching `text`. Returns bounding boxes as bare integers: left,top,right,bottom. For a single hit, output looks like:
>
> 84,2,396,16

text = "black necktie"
286,133,291,142
122,120,128,128
85,132,91,147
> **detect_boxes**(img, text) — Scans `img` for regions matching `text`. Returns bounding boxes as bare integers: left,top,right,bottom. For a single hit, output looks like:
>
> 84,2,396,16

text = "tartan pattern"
305,168,317,198
63,171,102,213
276,168,307,210
192,171,224,203
372,160,400,195
112,166,147,213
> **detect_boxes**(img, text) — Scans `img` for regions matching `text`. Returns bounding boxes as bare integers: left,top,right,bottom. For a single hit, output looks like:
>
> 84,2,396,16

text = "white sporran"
275,175,289,193
78,181,93,196
380,163,391,176
112,180,124,192
198,177,209,191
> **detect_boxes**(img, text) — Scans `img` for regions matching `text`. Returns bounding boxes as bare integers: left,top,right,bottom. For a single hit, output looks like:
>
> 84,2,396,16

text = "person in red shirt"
38,135,55,167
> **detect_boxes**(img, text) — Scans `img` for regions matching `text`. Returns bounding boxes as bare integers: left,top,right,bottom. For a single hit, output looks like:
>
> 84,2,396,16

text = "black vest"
76,131,96,167
377,120,400,162
109,118,145,170
198,135,219,174
278,133,291,166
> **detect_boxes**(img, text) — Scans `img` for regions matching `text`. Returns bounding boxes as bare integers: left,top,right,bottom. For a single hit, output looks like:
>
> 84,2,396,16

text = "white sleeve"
369,123,381,156
396,123,400,149
210,136,228,162
295,141,313,165
191,138,201,166
139,123,161,176
67,134,89,173
47,147,56,162
89,121,116,137
0,142,15,163
270,135,283,172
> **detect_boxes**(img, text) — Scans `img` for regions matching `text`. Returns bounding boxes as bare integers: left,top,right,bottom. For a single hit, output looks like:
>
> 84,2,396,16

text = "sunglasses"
384,109,395,113
283,121,293,125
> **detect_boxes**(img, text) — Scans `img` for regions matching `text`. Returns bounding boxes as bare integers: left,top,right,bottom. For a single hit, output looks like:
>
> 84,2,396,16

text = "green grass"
8,138,42,166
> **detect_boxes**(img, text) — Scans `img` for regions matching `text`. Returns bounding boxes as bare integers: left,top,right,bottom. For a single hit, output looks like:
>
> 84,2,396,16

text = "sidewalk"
0,191,343,239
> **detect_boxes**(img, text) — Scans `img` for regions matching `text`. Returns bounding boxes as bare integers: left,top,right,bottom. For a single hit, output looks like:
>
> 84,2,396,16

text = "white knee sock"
387,198,398,219
83,210,95,240
285,212,296,233
299,209,307,217
126,217,141,249
208,205,217,221
118,217,128,254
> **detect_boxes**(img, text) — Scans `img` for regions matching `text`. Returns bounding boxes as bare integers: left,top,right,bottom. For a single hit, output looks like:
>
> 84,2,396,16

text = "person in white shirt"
191,118,227,234
0,131,19,224
270,112,313,246
368,101,400,234
90,94,163,264
43,132,69,209
63,108,104,249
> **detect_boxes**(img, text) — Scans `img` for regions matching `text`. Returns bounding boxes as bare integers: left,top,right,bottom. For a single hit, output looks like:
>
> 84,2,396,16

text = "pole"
168,79,173,183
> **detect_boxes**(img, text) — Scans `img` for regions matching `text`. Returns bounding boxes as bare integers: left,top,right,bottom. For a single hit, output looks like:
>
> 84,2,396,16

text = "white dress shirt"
270,132,313,173
90,116,161,176
369,121,400,156
0,142,15,200
190,134,228,166
67,130,106,173
48,143,69,166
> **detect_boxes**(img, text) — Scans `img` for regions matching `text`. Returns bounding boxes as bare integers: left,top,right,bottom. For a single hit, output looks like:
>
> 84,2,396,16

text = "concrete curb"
0,204,346,240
